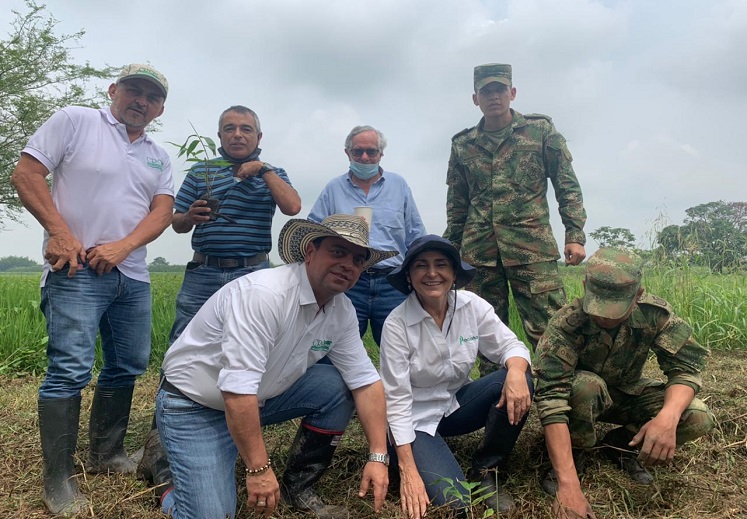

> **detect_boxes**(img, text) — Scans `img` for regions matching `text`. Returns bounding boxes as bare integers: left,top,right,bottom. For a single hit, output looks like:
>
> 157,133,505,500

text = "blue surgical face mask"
349,160,380,180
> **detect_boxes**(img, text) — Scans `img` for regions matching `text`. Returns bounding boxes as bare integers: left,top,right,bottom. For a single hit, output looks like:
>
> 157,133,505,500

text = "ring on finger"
257,501,266,507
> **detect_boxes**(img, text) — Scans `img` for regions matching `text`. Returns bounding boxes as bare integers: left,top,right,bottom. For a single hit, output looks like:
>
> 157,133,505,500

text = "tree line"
590,201,747,273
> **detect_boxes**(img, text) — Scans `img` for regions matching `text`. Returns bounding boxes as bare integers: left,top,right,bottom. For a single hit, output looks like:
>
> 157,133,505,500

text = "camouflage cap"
116,64,168,98
474,63,512,91
583,247,643,319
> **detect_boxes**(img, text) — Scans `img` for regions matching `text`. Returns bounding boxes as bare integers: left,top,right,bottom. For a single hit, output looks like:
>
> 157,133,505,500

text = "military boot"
280,424,350,519
86,385,137,473
601,427,653,485
39,396,87,516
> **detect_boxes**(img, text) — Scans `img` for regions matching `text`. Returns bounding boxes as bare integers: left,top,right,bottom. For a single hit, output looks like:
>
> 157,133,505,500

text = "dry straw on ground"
1,351,746,518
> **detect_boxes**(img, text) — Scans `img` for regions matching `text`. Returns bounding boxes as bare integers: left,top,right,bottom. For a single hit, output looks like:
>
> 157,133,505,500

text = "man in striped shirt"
169,105,301,343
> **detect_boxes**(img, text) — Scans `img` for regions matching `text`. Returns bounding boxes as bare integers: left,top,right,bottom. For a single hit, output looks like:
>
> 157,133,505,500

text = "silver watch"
367,452,390,466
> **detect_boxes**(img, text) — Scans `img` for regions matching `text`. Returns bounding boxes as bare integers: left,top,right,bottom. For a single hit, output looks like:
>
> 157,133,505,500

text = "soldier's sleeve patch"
638,292,673,313
546,132,573,161
555,345,577,366
556,303,587,334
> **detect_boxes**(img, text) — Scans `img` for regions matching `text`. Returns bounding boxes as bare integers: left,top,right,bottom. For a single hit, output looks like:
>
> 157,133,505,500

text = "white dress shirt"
380,290,531,446
163,262,381,411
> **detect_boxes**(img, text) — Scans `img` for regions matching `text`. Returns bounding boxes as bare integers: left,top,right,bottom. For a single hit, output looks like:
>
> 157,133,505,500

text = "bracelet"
245,458,272,476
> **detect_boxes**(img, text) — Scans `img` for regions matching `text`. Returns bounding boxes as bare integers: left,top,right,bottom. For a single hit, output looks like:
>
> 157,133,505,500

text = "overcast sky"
2,0,746,265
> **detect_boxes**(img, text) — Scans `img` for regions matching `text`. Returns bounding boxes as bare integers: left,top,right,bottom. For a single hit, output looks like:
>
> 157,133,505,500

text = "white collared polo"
23,106,174,285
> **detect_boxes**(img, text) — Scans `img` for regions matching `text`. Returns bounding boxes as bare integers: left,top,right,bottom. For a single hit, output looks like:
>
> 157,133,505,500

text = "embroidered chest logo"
311,339,333,352
459,335,478,346
147,157,164,171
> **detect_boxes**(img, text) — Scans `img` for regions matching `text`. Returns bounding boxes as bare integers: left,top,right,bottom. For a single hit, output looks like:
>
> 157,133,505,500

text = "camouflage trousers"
567,370,715,449
467,260,566,375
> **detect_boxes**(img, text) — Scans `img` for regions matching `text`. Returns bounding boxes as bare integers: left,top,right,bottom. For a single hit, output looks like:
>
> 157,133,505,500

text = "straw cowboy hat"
278,215,398,270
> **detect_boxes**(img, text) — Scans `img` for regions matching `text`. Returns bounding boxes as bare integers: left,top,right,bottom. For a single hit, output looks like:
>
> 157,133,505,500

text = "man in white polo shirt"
152,215,394,519
11,64,174,516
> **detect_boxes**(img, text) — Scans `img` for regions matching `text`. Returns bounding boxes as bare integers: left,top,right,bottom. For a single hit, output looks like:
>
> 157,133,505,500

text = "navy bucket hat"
387,234,476,294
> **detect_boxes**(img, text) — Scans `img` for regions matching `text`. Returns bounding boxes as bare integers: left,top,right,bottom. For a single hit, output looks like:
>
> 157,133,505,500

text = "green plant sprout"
438,477,497,518
167,122,235,223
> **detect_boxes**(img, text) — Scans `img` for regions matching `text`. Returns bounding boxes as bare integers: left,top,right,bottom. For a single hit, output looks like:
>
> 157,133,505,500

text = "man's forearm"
118,194,174,252
223,392,270,469
352,381,388,453
658,384,696,423
171,211,194,234
545,422,582,489
264,171,302,216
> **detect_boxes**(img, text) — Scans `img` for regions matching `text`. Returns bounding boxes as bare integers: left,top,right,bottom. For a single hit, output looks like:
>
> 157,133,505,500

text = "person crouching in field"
379,235,533,517
151,215,396,519
534,247,715,519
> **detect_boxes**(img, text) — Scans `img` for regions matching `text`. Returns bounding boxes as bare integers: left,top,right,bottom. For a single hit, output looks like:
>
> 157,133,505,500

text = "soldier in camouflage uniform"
444,63,587,376
534,248,715,519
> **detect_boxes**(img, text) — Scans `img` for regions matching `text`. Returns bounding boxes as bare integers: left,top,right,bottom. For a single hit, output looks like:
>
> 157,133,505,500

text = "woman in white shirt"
380,235,533,518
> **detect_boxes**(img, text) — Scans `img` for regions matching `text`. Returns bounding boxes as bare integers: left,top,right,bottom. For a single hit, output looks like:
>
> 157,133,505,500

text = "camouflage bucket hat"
474,63,512,91
278,215,398,270
583,247,643,319
117,63,169,98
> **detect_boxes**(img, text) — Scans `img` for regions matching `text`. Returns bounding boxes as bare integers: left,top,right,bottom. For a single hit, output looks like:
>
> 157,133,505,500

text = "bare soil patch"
1,350,745,518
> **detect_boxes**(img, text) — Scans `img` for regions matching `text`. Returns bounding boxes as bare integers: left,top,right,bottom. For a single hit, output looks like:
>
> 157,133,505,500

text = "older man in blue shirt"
308,125,426,346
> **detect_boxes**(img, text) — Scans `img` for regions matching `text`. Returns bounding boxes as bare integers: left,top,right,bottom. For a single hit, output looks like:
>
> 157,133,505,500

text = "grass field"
0,266,746,517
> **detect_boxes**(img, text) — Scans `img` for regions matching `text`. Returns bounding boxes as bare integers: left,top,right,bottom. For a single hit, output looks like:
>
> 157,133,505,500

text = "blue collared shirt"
308,170,426,268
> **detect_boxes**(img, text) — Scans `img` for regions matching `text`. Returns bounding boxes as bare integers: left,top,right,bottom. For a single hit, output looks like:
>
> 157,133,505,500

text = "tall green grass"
1,267,745,376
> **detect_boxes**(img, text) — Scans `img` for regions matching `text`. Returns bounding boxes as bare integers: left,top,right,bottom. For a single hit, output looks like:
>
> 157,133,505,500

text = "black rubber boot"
467,406,523,515
601,427,653,485
86,385,137,474
280,425,349,519
39,396,87,516
136,428,173,500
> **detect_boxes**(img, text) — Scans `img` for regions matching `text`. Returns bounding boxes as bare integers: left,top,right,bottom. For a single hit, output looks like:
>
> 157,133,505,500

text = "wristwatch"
256,163,274,178
367,452,390,466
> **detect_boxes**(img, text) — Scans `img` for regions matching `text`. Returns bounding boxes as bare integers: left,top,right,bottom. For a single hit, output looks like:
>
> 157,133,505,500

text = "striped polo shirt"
174,161,292,257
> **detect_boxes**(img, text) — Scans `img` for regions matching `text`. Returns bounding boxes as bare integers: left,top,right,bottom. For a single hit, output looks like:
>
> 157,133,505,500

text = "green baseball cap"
474,63,512,91
117,63,168,98
583,247,643,319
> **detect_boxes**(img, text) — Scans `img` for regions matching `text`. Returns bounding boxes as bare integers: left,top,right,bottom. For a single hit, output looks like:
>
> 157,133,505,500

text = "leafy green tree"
589,226,636,249
656,224,685,258
656,201,747,272
149,256,170,267
0,255,40,271
0,0,115,225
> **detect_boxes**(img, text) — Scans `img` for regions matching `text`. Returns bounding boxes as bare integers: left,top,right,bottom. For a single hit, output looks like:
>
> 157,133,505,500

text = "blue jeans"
169,261,269,344
156,363,355,518
345,272,406,346
389,369,534,508
39,266,152,399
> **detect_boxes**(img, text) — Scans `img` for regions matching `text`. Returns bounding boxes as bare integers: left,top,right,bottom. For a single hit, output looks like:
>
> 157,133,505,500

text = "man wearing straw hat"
152,215,396,519
534,247,715,518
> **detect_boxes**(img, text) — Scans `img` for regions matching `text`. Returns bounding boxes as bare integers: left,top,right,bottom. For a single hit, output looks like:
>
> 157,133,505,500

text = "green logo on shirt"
311,339,333,352
147,157,164,171
459,335,478,345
